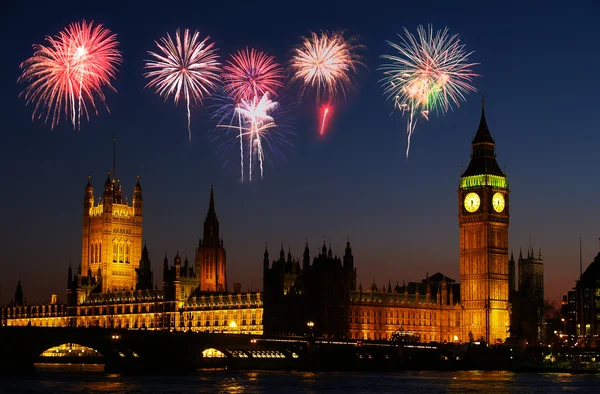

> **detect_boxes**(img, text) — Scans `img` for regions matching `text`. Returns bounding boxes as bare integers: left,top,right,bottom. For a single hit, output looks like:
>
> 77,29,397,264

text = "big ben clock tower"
459,101,510,344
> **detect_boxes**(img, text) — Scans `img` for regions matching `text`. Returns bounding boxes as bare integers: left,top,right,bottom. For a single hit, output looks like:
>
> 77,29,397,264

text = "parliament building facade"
2,106,519,345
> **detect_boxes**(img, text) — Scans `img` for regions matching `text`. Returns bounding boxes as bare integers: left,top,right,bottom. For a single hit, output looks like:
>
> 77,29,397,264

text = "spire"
279,244,285,261
472,97,494,145
264,244,269,258
461,100,505,178
208,185,215,215
519,247,523,260
510,250,514,262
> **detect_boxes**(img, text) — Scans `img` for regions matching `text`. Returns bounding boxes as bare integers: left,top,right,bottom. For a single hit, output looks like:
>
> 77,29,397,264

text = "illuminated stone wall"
81,177,143,294
349,291,463,342
2,291,263,335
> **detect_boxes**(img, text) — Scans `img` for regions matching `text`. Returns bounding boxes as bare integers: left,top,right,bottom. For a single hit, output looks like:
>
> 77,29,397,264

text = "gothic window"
98,243,102,263
125,244,130,263
91,244,96,264
113,243,117,262
119,244,124,263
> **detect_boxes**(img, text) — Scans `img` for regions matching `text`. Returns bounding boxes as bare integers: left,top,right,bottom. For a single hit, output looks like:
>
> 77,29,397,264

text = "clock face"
464,192,480,213
492,192,505,213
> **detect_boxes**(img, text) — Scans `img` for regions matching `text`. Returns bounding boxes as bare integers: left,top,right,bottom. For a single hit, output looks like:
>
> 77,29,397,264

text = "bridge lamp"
307,321,314,328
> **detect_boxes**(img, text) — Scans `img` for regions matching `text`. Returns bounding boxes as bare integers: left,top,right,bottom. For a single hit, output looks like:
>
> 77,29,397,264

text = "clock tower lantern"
459,102,510,344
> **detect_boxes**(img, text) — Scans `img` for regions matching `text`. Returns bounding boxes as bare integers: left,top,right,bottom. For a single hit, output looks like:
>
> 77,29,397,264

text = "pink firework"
18,20,122,130
144,29,221,143
221,47,284,102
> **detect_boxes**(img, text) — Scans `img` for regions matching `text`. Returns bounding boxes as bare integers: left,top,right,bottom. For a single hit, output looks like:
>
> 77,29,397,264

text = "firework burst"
289,30,362,102
221,47,284,101
18,20,122,130
144,29,221,143
380,25,479,157
212,90,293,182
289,30,364,135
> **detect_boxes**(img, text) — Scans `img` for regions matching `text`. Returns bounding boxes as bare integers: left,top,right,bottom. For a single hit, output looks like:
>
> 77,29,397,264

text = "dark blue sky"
1,0,598,304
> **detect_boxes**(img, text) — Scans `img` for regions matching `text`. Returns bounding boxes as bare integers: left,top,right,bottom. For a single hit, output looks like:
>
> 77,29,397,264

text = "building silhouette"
573,252,600,346
509,247,545,345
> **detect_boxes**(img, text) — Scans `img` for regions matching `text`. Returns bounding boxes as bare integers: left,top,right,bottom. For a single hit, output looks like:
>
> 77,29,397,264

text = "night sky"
1,0,598,304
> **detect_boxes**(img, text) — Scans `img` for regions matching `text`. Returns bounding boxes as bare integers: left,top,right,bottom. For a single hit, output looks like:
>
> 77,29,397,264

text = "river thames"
1,365,599,393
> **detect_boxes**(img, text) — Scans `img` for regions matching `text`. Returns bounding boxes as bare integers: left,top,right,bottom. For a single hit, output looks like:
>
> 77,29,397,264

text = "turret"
83,176,94,217
103,172,114,213
343,239,354,270
303,241,310,272
263,245,270,274
114,179,123,204
14,281,24,307
136,243,153,291
133,175,143,216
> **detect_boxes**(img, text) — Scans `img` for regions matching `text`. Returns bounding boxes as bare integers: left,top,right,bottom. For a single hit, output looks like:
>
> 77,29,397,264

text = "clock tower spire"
459,102,510,344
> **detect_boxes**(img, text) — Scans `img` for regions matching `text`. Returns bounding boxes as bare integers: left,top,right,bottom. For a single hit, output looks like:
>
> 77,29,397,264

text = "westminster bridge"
0,326,486,375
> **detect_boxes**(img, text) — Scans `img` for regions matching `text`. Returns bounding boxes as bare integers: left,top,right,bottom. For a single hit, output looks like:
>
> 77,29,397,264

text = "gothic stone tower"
195,186,227,292
459,103,510,343
81,173,143,294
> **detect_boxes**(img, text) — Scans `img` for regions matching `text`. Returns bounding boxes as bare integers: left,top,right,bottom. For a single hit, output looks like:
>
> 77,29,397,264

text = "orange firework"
289,30,364,135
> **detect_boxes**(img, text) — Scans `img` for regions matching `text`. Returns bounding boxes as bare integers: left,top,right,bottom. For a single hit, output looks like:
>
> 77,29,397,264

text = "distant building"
560,290,577,342
509,248,545,345
574,252,600,347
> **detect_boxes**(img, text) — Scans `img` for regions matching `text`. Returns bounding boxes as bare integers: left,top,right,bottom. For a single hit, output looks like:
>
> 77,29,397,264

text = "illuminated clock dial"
464,192,480,213
492,192,505,213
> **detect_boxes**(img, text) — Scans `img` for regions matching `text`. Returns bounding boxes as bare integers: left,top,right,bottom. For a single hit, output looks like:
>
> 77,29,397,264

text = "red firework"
18,20,122,130
221,47,284,101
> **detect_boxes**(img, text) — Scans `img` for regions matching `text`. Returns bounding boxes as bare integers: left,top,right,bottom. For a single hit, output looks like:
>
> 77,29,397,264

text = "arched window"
125,244,129,263
91,244,96,264
113,243,117,262
98,243,102,263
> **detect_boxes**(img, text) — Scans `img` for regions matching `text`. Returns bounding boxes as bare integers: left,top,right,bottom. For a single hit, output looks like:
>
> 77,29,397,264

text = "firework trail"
380,25,479,158
320,106,330,135
18,20,121,130
288,30,363,135
222,47,284,102
217,48,284,181
144,29,221,143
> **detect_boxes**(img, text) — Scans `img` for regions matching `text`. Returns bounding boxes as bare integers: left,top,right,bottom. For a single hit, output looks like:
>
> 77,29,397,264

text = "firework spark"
221,47,284,102
144,29,221,143
380,25,479,157
289,30,363,135
18,20,122,130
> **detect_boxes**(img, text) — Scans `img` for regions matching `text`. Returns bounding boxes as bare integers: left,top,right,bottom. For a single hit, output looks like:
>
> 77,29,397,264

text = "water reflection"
5,366,600,393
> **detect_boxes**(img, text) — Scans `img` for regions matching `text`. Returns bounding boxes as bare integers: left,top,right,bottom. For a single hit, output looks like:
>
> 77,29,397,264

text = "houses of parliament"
1,106,544,345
